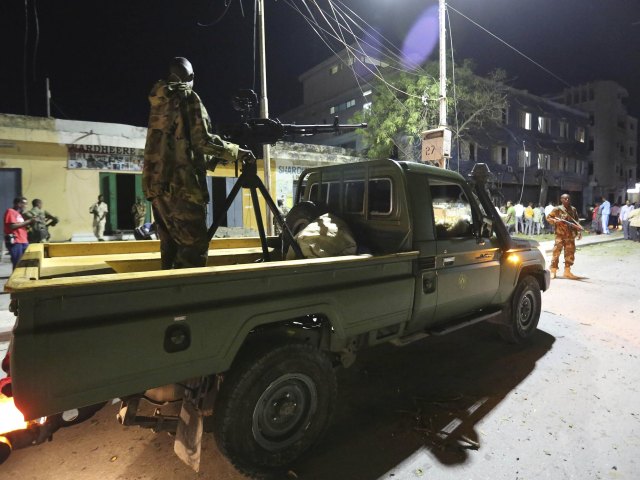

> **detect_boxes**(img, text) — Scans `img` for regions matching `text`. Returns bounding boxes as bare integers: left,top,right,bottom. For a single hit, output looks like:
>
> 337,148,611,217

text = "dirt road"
2,240,639,479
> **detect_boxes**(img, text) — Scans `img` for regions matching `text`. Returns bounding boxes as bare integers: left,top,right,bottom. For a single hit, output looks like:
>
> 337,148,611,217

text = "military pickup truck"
1,159,549,477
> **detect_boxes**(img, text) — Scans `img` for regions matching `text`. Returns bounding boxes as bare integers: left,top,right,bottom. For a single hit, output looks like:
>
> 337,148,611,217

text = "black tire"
499,275,541,344
284,201,324,236
213,343,337,478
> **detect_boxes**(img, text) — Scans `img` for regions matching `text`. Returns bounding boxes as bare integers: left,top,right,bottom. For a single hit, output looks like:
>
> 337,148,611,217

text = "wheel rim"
517,290,535,330
252,373,318,451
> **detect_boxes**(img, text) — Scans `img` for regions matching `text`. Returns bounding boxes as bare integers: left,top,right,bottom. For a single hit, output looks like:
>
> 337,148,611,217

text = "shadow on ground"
290,323,555,480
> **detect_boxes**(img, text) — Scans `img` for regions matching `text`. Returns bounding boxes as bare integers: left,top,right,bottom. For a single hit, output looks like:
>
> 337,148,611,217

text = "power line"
447,4,571,88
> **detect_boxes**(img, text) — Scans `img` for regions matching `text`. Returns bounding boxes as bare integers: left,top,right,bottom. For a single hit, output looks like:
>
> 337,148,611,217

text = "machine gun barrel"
217,117,367,156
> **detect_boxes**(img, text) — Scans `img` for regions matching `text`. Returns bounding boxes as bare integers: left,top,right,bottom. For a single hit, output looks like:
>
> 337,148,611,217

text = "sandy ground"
1,240,639,479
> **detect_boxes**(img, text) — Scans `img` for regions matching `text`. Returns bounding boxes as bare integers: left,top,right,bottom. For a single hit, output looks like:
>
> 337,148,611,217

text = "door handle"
443,256,455,266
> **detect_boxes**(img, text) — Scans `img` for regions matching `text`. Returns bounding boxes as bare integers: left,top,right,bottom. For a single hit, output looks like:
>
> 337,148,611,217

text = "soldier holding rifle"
546,193,583,279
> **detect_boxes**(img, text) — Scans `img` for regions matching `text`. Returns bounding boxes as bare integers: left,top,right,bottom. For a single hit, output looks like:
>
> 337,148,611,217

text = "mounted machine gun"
208,90,367,260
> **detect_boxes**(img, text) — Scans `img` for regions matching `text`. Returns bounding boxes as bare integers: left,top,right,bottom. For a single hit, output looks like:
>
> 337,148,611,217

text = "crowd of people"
499,201,555,235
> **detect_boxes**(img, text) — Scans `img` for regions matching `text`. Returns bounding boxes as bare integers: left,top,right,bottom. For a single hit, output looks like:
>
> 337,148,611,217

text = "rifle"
552,217,584,231
207,90,367,261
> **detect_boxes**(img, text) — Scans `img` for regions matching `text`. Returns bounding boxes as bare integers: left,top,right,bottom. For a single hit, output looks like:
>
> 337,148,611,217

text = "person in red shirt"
4,197,35,269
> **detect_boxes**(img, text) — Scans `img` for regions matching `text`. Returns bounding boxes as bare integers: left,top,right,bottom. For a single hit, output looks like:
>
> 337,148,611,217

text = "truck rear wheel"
213,343,337,478
499,275,541,344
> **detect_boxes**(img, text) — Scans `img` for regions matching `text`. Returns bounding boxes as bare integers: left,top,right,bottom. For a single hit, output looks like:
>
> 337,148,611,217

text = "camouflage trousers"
550,236,576,269
152,195,209,269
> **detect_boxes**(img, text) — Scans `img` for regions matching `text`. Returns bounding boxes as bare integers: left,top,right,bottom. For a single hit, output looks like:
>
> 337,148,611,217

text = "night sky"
1,0,639,128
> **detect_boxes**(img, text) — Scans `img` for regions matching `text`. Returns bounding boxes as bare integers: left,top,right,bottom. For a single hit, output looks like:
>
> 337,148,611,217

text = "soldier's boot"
550,267,557,279
563,267,579,280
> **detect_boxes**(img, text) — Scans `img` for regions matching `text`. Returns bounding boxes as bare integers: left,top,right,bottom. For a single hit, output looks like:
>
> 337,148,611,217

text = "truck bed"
6,240,418,419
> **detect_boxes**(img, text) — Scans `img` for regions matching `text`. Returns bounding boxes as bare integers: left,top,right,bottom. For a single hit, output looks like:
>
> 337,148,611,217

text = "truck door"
429,180,500,322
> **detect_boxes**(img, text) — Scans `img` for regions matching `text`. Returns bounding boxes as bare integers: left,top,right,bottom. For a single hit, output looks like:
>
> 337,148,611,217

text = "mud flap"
174,399,204,472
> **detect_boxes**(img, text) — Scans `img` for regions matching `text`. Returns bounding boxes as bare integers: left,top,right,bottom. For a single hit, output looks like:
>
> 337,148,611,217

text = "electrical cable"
23,0,29,114
32,0,39,82
447,4,571,87
198,0,235,27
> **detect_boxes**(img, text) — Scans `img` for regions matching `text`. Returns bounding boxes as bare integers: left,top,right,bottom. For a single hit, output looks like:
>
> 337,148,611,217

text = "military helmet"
168,57,194,84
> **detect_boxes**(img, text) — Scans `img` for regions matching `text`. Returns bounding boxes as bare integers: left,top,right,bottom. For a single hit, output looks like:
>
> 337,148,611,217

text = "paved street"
1,236,639,479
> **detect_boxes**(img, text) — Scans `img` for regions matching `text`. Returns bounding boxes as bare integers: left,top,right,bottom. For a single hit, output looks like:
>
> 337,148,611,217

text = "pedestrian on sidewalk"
514,202,524,234
89,195,109,241
619,200,634,240
533,204,544,235
600,196,611,235
3,197,35,269
610,202,620,231
524,202,534,235
505,201,516,234
547,193,582,279
628,205,640,242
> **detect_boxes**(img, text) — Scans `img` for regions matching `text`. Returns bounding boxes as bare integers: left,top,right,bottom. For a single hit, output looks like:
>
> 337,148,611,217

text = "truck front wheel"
499,275,541,344
213,343,337,478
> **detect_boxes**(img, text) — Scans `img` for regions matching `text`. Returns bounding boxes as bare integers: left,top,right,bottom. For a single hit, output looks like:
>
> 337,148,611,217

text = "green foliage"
353,59,508,160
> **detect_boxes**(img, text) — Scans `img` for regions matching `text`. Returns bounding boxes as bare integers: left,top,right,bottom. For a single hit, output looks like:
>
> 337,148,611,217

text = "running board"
428,309,503,336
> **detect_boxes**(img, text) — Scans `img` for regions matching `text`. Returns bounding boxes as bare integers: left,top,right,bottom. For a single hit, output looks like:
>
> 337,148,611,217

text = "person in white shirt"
514,202,525,233
544,201,555,233
600,196,611,234
619,200,635,240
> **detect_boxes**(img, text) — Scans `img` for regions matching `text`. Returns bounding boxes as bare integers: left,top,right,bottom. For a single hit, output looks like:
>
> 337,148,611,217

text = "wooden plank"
6,253,417,292
45,237,266,258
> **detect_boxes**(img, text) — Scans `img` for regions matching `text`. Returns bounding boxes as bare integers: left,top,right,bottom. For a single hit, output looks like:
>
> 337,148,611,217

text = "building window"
575,160,585,175
630,146,635,157
493,146,508,165
329,64,339,75
589,113,595,126
558,155,567,172
330,99,356,115
501,107,509,125
589,88,594,101
559,120,569,138
574,126,585,143
461,141,478,161
519,111,532,130
518,150,531,168
537,153,551,170
538,116,551,134
589,136,595,151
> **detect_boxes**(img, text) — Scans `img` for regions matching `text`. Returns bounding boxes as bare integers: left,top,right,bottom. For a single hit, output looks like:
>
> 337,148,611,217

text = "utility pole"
257,0,273,234
421,0,451,168
438,0,447,127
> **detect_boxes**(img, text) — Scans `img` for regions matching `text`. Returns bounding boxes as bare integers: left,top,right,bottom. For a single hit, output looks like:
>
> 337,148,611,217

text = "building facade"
0,114,361,242
280,49,596,214
552,81,638,206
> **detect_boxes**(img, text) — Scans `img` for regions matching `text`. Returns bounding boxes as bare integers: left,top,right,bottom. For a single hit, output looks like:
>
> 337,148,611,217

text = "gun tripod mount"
206,157,303,261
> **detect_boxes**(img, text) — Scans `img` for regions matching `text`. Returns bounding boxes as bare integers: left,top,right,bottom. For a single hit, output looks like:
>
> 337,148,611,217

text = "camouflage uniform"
131,200,147,228
143,80,241,269
547,204,580,268
23,206,58,243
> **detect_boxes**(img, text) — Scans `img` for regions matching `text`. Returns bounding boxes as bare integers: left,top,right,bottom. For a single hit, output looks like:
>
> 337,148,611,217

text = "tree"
354,59,508,161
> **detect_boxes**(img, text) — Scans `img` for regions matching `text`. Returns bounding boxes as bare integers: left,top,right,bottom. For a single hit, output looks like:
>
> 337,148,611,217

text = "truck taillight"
0,392,27,435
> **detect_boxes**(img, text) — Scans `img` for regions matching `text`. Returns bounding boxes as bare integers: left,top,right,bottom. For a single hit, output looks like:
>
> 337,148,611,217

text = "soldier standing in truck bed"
143,57,255,269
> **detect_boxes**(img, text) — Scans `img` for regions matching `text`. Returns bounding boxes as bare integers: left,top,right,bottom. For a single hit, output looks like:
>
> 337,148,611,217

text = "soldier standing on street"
143,57,255,269
131,197,147,229
546,193,582,279
24,198,59,243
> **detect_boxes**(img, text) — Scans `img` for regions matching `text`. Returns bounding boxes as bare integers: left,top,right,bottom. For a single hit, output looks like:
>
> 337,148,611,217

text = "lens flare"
401,5,439,69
